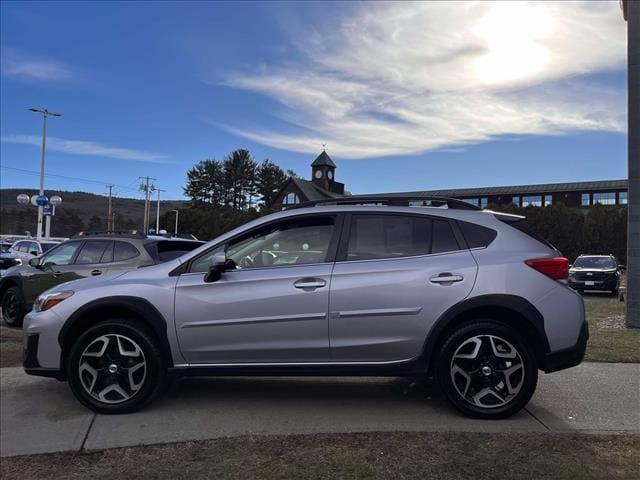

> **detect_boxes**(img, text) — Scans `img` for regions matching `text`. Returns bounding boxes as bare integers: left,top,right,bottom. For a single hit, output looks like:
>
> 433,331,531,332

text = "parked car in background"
21,197,587,419
568,255,624,295
0,232,203,326
0,239,61,272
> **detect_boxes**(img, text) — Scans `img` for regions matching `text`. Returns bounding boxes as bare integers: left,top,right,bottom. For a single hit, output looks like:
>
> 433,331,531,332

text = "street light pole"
171,209,179,236
155,187,166,233
29,108,61,239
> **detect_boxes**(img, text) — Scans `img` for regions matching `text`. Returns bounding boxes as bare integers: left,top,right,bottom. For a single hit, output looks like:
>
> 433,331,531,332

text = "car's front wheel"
436,320,538,419
1,285,25,327
66,320,167,413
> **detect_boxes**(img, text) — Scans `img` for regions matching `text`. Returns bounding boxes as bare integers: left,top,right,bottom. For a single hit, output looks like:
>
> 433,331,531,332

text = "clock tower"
311,149,337,192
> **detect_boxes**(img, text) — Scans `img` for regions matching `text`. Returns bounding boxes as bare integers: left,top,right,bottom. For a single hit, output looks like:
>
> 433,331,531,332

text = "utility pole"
622,0,639,326
106,184,114,233
154,187,166,233
139,176,156,234
28,108,61,239
170,209,179,236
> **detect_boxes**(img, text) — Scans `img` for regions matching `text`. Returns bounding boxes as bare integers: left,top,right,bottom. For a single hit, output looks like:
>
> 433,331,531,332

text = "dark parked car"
0,233,203,326
568,254,624,295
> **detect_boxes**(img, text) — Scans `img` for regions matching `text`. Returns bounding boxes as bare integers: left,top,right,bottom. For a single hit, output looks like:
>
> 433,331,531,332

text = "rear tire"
1,286,25,327
66,319,167,414
436,320,538,419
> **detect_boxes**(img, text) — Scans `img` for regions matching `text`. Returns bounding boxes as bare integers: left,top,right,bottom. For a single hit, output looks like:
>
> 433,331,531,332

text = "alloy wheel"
78,334,147,404
449,334,525,409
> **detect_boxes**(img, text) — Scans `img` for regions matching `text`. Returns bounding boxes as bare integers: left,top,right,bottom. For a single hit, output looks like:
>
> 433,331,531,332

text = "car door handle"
294,278,327,290
430,273,463,284
91,269,102,276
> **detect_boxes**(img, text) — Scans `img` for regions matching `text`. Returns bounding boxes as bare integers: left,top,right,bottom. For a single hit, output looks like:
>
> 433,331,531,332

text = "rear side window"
432,220,459,254
76,240,113,264
346,214,461,261
458,221,497,249
113,241,140,262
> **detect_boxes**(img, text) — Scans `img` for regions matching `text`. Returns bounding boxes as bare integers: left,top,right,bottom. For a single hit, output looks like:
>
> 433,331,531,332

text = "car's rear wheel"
66,320,167,413
1,286,25,327
436,320,538,419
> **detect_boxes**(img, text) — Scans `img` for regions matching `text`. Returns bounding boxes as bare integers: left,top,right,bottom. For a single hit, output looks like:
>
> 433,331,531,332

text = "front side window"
593,192,615,205
581,193,590,206
76,240,113,265
346,214,456,261
41,242,82,266
190,216,336,273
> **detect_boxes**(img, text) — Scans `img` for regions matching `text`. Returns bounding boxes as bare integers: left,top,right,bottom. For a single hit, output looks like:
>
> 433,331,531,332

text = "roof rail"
285,195,481,211
71,231,146,239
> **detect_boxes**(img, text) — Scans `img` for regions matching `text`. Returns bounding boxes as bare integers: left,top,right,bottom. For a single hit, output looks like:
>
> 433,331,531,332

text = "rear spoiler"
483,210,526,223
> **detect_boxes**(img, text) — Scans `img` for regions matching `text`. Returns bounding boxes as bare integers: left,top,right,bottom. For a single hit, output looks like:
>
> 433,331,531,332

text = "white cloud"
1,134,171,163
1,48,72,82
222,1,626,158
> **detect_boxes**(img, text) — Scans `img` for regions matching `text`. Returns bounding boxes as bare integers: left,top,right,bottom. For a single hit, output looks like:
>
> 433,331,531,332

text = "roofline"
363,179,628,198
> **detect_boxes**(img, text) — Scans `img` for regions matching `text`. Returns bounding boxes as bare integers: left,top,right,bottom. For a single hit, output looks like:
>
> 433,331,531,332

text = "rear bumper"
541,321,589,373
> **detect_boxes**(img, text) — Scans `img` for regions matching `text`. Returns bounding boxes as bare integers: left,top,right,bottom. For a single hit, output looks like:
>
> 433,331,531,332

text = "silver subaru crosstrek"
23,196,587,418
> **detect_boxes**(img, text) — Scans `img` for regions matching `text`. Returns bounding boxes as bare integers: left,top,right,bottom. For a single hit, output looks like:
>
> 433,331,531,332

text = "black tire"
1,285,25,327
435,320,538,419
66,319,167,414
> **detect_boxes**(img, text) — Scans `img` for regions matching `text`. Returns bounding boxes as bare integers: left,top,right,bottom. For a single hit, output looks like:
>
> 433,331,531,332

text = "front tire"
436,320,538,419
1,286,25,327
66,320,167,414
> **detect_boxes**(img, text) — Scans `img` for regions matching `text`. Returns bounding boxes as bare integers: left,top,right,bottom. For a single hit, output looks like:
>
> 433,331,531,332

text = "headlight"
33,290,74,312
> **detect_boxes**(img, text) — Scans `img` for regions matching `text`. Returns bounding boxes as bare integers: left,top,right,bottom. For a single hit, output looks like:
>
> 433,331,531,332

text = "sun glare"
473,2,553,86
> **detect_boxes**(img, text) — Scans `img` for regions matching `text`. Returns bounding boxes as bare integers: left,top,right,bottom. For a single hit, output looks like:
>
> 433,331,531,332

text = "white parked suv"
22,196,588,418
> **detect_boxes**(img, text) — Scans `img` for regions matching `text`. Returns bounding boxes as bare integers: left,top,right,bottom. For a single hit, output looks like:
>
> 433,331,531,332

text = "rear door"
73,240,115,277
328,213,477,362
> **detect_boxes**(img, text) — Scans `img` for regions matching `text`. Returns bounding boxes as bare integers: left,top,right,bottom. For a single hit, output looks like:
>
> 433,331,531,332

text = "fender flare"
58,295,174,367
422,294,549,370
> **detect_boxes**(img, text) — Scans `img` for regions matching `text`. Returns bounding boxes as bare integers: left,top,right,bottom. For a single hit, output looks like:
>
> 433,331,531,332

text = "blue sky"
0,1,628,200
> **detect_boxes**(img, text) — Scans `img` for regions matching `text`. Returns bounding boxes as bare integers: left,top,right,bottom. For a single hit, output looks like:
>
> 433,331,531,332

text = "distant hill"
0,189,188,237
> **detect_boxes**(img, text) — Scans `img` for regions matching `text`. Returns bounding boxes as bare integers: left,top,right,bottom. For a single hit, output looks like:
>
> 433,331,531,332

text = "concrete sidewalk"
1,362,639,457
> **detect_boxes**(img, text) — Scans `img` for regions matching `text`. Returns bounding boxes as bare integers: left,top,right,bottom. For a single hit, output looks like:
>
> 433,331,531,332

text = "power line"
0,165,142,194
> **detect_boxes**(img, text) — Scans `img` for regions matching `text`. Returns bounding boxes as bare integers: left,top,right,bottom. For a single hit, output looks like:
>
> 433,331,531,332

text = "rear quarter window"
458,221,497,249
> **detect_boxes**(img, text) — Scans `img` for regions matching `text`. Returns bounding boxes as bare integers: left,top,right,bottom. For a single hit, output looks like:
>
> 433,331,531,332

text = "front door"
174,214,341,364
329,213,478,362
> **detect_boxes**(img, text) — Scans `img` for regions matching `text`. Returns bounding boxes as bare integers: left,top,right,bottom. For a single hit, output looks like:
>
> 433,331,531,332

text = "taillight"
525,257,569,281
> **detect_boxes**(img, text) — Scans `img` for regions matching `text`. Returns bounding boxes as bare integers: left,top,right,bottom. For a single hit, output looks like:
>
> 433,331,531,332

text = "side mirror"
30,250,39,256
204,251,227,283
28,257,41,268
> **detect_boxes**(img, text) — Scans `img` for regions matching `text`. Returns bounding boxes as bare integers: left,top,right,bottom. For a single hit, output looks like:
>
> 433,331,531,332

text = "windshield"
573,257,616,269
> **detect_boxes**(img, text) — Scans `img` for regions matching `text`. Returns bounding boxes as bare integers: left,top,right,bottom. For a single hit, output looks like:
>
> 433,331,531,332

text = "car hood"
569,268,617,273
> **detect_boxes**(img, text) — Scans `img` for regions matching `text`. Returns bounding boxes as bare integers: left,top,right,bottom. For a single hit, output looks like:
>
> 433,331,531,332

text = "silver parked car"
22,196,587,418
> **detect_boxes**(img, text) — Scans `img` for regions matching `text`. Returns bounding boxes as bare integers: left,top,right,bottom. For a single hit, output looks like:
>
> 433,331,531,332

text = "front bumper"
541,321,589,373
23,332,65,380
568,276,618,291
22,308,66,380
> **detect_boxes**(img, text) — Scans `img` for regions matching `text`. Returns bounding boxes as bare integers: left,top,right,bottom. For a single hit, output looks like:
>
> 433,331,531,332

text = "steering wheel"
238,255,255,269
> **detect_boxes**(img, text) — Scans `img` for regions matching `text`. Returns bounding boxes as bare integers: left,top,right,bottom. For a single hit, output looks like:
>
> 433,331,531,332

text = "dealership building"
271,150,628,210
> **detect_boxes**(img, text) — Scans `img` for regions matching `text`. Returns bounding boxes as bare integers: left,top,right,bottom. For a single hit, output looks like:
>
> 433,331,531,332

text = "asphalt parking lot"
1,362,638,458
